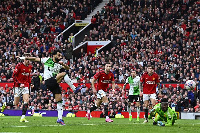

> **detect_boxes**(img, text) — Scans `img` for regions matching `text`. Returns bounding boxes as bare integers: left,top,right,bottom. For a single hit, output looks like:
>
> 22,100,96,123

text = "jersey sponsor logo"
146,81,155,84
101,80,112,83
21,72,29,76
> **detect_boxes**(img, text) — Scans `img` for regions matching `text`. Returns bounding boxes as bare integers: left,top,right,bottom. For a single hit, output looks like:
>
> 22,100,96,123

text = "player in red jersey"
140,65,161,123
87,62,115,122
2,53,32,122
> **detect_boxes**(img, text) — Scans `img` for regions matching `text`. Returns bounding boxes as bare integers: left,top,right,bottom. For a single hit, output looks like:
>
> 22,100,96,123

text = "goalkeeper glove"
157,121,165,126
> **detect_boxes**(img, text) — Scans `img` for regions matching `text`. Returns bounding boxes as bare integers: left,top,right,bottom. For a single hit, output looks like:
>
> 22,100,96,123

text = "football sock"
145,108,148,120
57,101,63,120
137,107,140,117
64,74,76,91
90,105,97,112
127,105,131,116
21,102,28,118
104,103,108,118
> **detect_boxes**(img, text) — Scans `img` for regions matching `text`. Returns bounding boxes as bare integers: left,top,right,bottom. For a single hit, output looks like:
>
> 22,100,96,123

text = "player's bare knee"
60,72,66,77
24,99,29,103
136,103,140,107
55,94,62,102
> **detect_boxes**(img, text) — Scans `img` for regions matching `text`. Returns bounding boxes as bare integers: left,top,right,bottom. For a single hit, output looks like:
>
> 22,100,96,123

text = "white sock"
106,116,109,119
87,110,90,113
64,74,76,91
21,115,25,119
137,107,140,117
57,102,63,120
127,106,131,116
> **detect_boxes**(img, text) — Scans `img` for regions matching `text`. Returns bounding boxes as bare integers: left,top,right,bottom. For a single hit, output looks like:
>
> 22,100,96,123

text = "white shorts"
143,93,156,101
97,90,106,99
14,87,29,97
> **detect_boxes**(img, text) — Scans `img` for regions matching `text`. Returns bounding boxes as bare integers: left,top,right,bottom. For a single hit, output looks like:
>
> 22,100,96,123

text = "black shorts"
128,95,140,102
45,77,61,94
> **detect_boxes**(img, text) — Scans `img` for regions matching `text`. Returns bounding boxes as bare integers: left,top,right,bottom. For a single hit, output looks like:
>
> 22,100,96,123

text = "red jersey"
93,70,114,92
140,72,159,94
12,63,32,87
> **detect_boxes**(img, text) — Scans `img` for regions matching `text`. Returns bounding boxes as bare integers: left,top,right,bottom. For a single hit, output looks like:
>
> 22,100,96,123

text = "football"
185,80,196,90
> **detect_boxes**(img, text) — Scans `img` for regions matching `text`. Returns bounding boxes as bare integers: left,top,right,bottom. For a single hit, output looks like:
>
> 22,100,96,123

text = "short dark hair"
161,98,168,103
52,49,62,55
147,64,155,69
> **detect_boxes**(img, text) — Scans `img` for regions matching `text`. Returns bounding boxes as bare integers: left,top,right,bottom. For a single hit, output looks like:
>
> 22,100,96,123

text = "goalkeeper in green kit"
148,98,177,126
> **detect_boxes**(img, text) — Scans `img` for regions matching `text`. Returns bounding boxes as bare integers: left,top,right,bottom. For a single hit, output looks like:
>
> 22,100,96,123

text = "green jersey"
149,103,177,126
41,57,63,80
125,76,140,95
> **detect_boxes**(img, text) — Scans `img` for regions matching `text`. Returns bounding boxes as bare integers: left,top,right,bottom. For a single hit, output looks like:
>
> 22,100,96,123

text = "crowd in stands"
0,0,200,115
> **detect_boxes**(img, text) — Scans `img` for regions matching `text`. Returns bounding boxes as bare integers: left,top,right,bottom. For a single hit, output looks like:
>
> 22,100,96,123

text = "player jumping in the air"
123,70,141,121
17,50,80,125
87,62,115,122
148,98,177,126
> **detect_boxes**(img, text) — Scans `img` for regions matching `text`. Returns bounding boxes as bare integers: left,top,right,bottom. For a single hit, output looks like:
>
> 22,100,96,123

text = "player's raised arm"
17,56,40,62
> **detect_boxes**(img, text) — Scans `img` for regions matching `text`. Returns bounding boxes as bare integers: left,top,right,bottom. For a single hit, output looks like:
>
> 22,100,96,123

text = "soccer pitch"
0,117,199,133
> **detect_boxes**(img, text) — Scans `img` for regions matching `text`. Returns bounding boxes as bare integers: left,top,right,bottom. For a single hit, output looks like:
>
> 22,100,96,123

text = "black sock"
22,103,28,115
104,105,108,116
90,105,97,112
145,109,148,120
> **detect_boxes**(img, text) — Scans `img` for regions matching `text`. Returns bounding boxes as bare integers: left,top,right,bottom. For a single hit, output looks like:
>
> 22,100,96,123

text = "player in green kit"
17,50,80,125
148,98,177,126
123,70,141,121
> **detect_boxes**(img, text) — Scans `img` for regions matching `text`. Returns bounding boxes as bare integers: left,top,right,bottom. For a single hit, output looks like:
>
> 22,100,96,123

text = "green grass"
0,116,199,133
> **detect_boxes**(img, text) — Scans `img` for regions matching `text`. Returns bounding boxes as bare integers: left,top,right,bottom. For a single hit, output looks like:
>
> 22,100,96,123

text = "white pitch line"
0,132,23,133
12,125,61,128
11,126,28,127
82,124,97,125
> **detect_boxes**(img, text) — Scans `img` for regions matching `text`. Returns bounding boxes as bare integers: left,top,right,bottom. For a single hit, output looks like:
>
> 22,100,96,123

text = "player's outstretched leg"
104,103,113,122
20,102,29,122
64,74,81,92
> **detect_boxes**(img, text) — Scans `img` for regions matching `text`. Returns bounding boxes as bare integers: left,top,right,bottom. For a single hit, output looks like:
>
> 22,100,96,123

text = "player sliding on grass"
87,62,115,122
148,98,177,126
1,53,33,122
123,70,141,121
17,50,80,125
